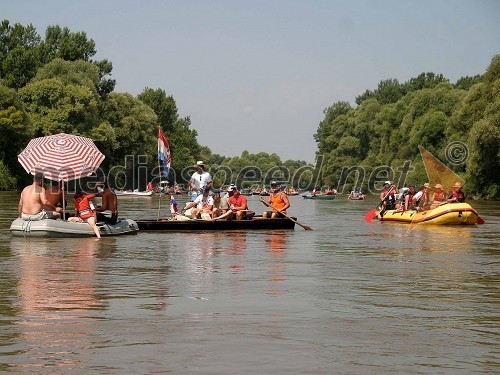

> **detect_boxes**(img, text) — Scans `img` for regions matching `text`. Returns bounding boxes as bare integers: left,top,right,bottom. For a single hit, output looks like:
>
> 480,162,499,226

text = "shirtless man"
94,179,118,224
18,173,62,220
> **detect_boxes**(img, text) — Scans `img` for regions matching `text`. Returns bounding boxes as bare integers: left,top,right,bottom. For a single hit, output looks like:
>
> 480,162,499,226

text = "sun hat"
423,183,430,188
270,180,278,186
434,184,443,189
384,181,391,185
453,182,462,188
195,161,205,167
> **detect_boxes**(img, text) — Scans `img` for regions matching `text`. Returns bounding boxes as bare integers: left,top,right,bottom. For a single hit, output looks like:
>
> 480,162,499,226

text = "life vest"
448,190,465,203
401,189,414,209
270,192,287,212
74,194,95,220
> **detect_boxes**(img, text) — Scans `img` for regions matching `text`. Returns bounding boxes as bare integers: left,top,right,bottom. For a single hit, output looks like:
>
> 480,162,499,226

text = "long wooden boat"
376,203,479,225
136,216,296,231
10,218,139,237
302,194,336,200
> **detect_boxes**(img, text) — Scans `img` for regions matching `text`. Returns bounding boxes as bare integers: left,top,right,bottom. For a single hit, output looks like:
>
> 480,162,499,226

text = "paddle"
260,198,313,231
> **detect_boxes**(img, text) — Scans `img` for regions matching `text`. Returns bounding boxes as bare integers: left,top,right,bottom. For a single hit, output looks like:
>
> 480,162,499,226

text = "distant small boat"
302,194,336,200
347,191,365,200
115,190,154,197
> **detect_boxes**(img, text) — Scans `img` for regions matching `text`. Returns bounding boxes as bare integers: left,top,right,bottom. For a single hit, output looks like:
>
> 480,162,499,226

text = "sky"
3,0,499,163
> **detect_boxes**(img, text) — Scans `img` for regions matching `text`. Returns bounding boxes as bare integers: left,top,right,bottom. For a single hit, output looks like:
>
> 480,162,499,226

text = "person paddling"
260,181,290,218
447,182,465,203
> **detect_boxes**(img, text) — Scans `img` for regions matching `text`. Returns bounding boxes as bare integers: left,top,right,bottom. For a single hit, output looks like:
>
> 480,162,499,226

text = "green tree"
0,83,32,183
0,20,42,88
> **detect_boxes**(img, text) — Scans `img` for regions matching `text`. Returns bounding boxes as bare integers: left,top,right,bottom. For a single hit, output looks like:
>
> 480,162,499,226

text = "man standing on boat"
189,161,213,201
18,173,62,221
260,181,290,218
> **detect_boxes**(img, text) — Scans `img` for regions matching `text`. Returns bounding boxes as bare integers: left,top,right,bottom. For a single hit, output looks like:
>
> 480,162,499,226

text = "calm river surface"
0,191,498,374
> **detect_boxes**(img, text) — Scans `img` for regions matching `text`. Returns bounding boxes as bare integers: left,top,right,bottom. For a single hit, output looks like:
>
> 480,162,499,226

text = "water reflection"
264,231,288,297
8,237,116,371
184,231,248,297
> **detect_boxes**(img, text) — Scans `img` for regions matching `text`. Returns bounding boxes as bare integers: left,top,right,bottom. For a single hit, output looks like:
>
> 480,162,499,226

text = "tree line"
0,20,311,190
1,20,498,197
314,57,500,199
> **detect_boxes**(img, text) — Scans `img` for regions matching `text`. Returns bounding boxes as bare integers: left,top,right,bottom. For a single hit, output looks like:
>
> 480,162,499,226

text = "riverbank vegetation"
1,20,498,197
315,56,499,198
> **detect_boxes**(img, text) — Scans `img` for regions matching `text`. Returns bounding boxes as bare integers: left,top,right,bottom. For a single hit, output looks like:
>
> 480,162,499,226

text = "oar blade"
364,208,377,222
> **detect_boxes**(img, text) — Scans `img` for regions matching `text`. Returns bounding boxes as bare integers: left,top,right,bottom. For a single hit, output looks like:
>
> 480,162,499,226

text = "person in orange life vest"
68,191,101,238
260,181,290,218
429,183,446,209
227,186,249,220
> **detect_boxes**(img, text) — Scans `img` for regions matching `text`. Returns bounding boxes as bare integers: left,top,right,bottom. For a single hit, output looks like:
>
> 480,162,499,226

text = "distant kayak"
302,194,336,200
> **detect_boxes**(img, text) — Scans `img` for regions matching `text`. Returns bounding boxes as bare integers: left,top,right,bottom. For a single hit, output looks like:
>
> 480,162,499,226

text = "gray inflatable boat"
10,218,139,237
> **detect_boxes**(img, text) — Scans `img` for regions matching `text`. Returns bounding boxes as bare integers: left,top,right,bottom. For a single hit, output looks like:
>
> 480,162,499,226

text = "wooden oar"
260,199,313,231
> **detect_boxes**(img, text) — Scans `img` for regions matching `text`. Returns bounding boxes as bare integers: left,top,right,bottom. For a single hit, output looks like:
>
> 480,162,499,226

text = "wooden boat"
302,193,336,200
136,216,296,231
115,190,154,197
375,203,479,225
10,218,139,237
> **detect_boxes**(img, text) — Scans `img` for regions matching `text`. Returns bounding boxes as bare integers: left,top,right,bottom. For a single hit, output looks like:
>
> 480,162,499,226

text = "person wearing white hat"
189,161,212,201
379,180,396,212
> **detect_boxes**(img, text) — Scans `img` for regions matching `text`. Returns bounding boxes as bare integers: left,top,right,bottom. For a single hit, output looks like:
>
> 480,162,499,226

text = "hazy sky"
3,0,499,162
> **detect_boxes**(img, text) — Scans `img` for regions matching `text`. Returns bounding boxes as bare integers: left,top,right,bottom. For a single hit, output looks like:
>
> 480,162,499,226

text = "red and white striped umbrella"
18,133,105,181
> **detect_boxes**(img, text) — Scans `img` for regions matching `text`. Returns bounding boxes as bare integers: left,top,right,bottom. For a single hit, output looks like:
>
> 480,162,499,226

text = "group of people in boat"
16,160,293,237
182,161,291,221
379,180,465,213
18,172,119,239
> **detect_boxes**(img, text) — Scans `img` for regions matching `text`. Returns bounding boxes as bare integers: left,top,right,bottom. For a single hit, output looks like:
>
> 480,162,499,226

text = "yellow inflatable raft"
376,203,479,225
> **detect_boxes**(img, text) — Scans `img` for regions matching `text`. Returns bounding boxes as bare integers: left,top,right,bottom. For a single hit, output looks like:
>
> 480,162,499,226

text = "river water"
0,191,498,374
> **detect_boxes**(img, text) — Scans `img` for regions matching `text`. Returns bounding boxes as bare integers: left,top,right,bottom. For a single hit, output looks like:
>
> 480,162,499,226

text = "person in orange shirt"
68,191,101,238
260,181,290,218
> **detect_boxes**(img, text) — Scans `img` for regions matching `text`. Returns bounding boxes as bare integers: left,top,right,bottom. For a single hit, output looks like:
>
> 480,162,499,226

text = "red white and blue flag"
158,128,171,179
170,195,178,213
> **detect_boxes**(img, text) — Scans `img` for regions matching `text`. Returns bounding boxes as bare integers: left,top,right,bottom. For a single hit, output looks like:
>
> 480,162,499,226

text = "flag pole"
157,127,162,221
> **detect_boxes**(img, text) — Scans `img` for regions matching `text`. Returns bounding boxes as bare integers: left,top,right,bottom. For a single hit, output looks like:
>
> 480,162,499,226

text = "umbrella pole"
62,180,66,220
